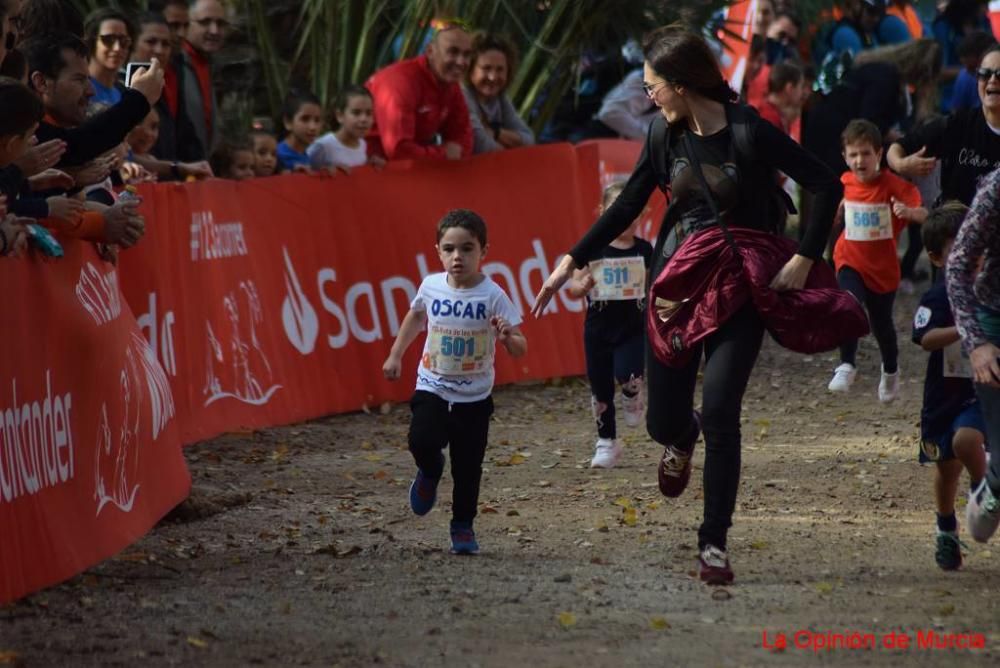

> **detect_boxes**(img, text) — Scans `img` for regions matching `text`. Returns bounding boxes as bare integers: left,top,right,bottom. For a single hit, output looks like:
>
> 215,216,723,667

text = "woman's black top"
569,104,843,268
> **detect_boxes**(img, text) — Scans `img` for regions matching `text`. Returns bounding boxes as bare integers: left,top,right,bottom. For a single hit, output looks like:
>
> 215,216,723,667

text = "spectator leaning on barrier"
461,32,534,153
210,140,254,180
84,7,134,108
180,0,227,161
24,32,162,173
0,77,143,251
366,17,474,160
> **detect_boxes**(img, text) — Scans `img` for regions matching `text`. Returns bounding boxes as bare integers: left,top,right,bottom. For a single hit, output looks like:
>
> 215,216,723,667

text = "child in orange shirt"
828,119,927,402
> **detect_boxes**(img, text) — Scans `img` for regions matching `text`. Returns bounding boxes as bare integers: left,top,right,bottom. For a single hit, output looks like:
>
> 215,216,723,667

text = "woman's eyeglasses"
98,34,132,49
642,81,668,97
977,67,1000,81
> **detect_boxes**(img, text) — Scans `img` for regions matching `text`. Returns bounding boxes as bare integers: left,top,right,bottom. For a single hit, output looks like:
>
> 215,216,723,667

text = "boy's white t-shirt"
307,133,368,169
411,272,522,403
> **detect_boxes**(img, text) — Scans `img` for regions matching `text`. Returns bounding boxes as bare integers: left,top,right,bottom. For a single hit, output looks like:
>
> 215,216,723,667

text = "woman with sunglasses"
889,46,1000,207
84,8,135,108
532,27,844,585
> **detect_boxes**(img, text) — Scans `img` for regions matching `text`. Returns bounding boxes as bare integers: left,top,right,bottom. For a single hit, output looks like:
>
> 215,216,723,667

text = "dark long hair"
642,26,737,105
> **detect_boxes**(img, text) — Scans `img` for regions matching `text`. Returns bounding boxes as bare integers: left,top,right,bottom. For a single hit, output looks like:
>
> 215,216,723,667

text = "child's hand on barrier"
46,195,85,222
28,168,74,192
383,355,402,381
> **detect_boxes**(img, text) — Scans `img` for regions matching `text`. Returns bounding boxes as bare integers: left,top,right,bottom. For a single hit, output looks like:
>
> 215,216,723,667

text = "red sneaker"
698,545,734,585
657,411,700,498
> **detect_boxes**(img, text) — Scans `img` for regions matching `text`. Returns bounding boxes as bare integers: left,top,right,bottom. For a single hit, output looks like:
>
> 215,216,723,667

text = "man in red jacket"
366,20,474,160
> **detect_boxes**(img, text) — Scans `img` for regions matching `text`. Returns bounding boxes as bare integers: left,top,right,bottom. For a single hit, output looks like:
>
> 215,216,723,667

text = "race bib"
943,341,972,379
589,256,646,301
424,324,491,375
844,201,892,241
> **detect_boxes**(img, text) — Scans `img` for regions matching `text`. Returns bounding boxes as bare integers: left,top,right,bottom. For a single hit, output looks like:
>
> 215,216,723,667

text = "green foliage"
68,0,764,133
235,0,741,132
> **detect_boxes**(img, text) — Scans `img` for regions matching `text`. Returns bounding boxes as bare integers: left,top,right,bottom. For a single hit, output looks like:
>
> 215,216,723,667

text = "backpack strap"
647,116,671,193
728,103,798,216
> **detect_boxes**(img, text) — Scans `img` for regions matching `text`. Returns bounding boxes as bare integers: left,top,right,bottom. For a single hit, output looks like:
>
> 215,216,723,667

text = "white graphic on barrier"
279,240,582,353
76,262,123,325
281,246,320,355
190,211,249,262
137,292,177,376
204,280,282,406
94,332,175,516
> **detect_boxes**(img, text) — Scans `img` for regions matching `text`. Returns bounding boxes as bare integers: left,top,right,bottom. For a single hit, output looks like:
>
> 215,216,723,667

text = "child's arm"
565,267,596,299
491,316,527,358
920,325,961,352
382,308,427,380
892,200,928,224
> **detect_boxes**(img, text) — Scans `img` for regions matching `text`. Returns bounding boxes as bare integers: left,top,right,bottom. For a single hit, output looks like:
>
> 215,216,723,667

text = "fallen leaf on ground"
0,651,20,664
557,612,577,629
650,616,670,630
480,506,499,514
622,507,637,527
814,582,834,595
363,454,384,462
186,637,208,648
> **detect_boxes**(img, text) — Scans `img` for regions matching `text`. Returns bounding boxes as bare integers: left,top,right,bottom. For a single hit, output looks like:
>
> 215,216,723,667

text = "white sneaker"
590,438,622,468
878,366,900,403
622,379,645,428
967,480,1000,543
828,363,857,393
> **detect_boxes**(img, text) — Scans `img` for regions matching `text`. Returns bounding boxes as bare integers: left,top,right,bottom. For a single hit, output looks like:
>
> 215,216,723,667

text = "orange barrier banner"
118,142,658,445
715,0,755,94
0,240,190,603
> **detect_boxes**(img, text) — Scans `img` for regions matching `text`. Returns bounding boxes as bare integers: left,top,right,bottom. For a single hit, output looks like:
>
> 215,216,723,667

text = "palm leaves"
65,0,745,133
238,0,723,132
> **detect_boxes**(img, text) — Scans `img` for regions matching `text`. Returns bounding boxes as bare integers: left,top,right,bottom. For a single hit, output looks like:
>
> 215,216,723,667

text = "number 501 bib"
424,324,491,375
844,200,892,242
589,256,646,301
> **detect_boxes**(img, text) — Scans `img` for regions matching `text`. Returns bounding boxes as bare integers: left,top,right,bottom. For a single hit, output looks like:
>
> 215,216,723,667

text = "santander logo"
281,247,319,355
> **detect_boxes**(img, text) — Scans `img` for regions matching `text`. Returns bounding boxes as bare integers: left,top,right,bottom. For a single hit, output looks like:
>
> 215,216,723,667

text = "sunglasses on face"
193,17,230,30
99,34,132,49
977,67,1000,81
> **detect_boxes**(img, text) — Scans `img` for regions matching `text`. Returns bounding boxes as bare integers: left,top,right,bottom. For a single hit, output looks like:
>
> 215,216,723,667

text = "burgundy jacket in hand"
649,228,870,367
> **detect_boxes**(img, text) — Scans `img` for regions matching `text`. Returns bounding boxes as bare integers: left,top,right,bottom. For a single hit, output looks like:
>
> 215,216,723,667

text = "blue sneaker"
409,469,440,516
450,521,479,555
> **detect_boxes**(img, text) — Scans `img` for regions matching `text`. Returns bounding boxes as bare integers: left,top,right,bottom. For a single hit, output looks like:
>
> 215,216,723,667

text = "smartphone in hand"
124,62,152,88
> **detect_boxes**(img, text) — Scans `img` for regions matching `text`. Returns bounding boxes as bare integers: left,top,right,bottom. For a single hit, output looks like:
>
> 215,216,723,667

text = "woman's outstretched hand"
770,254,813,292
531,254,576,317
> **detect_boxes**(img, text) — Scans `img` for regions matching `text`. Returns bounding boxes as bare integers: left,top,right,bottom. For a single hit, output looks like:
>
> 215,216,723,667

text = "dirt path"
3,289,1000,667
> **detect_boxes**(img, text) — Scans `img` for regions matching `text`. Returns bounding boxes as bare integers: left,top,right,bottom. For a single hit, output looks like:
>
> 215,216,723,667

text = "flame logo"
280,246,319,355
